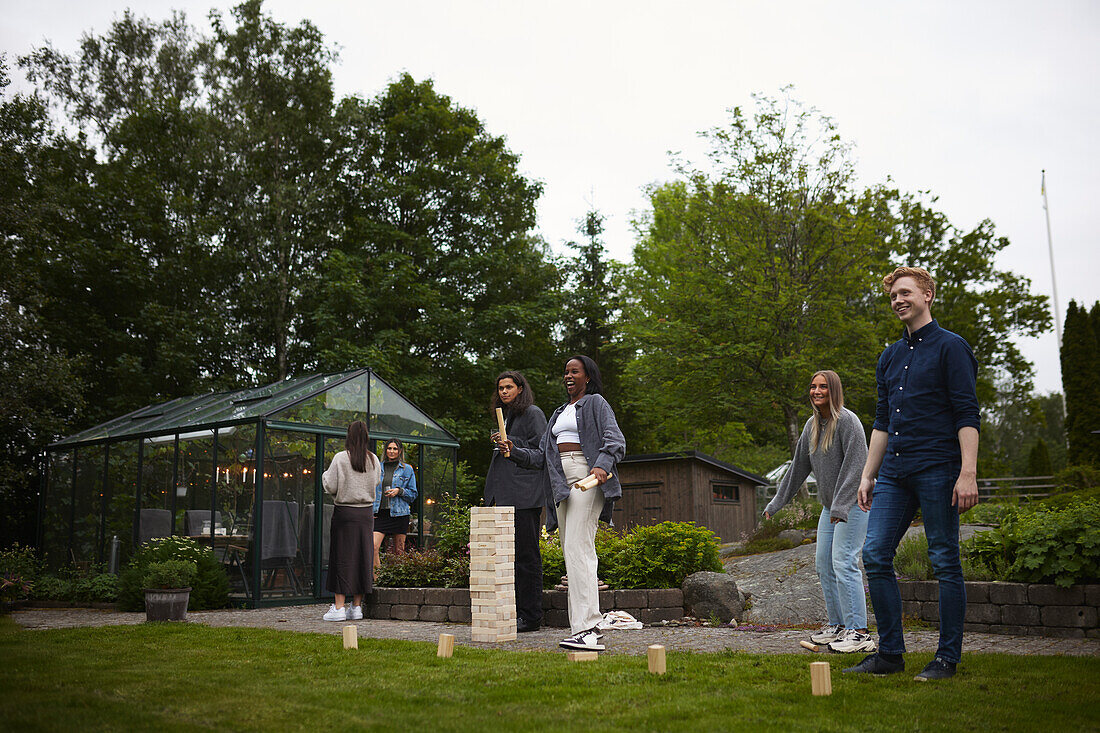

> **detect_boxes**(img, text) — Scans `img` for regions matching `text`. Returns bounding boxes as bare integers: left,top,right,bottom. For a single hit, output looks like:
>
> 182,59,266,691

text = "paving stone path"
12,605,1098,658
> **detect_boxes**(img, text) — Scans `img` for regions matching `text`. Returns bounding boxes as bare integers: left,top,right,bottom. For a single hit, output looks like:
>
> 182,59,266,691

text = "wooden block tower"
469,506,517,642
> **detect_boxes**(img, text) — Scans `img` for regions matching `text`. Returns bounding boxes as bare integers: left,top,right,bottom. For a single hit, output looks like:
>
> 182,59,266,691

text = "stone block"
1028,585,1084,606
1040,627,1086,639
965,581,991,604
897,582,918,601
392,604,420,620
963,622,990,633
448,605,471,623
988,582,1028,605
1086,628,1100,639
635,607,683,624
914,581,939,602
422,588,454,606
452,588,470,605
1040,605,1097,629
369,603,391,619
1000,604,1041,626
599,590,615,608
615,590,647,609
988,625,1030,636
372,588,399,604
392,588,425,605
419,605,449,622
901,600,922,617
648,588,684,607
964,603,1001,624
920,601,940,622
1084,584,1100,608
551,591,569,609
543,609,568,627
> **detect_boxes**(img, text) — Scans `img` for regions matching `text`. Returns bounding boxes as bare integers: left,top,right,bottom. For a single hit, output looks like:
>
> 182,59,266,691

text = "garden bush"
893,533,932,580
0,544,39,603
117,537,229,611
143,560,198,590
962,499,1100,587
433,493,472,559
604,522,722,590
31,575,72,601
1052,464,1100,493
375,550,469,588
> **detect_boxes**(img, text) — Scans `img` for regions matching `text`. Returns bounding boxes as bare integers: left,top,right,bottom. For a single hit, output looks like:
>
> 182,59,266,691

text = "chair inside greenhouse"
39,368,459,607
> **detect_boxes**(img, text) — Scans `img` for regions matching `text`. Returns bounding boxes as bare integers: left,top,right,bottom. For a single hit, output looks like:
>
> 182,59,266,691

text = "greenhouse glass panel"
316,437,342,596
42,451,73,568
105,441,139,565
419,445,455,550
259,430,317,600
368,374,451,441
72,447,104,564
139,437,176,546
215,424,257,601
270,372,370,427
175,436,214,537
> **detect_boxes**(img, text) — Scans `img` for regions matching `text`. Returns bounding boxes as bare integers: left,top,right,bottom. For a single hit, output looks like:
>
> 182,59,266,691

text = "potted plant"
143,559,197,622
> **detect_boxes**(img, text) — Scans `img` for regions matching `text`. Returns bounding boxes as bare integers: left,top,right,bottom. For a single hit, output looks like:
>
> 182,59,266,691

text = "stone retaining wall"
900,581,1100,638
366,587,685,627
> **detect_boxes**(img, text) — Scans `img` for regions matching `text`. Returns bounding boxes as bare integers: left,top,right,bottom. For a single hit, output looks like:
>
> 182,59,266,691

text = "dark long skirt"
327,505,374,596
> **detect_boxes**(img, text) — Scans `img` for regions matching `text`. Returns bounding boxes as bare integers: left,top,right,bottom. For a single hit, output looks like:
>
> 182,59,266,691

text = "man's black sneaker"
842,653,905,675
914,657,956,681
516,618,541,633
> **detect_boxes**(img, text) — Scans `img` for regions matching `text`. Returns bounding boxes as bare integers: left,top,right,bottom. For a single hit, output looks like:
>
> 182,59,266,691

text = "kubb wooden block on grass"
469,506,517,642
437,633,455,658
647,644,666,675
567,651,599,662
342,625,357,650
810,661,832,696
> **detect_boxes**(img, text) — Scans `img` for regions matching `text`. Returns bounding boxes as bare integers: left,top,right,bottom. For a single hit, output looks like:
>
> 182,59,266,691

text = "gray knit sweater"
765,408,868,521
322,450,381,507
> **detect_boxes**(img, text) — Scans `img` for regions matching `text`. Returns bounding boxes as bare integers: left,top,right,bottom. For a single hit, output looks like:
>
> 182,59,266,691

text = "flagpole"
1042,169,1062,346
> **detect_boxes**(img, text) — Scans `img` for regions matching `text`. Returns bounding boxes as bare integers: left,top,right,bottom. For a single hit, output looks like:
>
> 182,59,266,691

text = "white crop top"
553,402,581,444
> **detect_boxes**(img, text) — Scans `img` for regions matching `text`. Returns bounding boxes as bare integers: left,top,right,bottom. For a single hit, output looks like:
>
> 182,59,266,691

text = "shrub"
375,550,469,588
434,493,472,559
118,537,229,611
893,533,932,580
143,560,198,590
964,501,1019,526
604,522,722,590
74,573,119,603
0,544,39,587
539,531,564,590
32,575,72,601
1052,465,1100,493
1,574,32,604
962,500,1100,587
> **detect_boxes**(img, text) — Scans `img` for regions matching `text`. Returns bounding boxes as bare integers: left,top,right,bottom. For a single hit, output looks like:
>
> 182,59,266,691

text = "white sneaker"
323,604,347,622
349,605,364,620
829,629,877,653
559,628,605,652
810,623,844,644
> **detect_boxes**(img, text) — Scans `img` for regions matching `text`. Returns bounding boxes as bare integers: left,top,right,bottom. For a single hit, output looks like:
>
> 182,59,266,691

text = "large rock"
682,571,744,624
723,542,828,625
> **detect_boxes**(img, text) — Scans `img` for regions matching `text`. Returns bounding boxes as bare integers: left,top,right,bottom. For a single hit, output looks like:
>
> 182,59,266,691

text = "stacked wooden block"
469,506,517,642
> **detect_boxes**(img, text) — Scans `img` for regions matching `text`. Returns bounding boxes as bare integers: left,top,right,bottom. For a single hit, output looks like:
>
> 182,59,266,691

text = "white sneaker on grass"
829,629,877,653
323,604,347,622
559,629,605,652
349,605,364,620
810,623,844,644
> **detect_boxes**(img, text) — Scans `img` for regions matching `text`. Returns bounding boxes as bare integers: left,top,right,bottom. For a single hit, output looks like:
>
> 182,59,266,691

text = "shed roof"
620,450,769,486
50,368,458,448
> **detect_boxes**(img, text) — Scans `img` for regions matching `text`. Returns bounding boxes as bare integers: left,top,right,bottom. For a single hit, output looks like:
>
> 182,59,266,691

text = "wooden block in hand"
647,644,666,674
342,625,357,650
437,633,454,658
810,661,832,696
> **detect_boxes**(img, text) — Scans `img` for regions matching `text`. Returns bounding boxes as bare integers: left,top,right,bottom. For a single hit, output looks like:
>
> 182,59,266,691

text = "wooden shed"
612,451,767,543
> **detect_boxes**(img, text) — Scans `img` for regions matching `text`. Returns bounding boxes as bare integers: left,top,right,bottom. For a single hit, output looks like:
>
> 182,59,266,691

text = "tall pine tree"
1061,300,1100,466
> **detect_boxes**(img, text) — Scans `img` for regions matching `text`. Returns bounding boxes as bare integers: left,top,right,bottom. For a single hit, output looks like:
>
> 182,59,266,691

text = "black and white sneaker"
559,628,605,651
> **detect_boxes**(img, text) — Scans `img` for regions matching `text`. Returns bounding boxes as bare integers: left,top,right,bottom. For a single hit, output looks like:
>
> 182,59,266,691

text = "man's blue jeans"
863,463,965,663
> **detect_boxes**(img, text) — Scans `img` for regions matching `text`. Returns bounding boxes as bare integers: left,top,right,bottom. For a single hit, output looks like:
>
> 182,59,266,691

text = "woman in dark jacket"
485,370,549,632
499,355,625,652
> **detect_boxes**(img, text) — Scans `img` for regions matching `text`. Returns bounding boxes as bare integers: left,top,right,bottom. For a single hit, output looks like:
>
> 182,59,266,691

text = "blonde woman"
764,370,872,653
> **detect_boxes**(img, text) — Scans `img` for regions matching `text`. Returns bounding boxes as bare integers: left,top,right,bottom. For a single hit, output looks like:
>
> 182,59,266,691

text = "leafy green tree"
1027,438,1052,476
1061,300,1100,466
302,74,559,475
0,59,86,545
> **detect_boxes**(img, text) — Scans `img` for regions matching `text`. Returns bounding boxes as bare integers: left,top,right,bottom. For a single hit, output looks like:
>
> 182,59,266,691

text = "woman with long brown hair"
373,438,418,568
764,370,871,653
321,420,381,622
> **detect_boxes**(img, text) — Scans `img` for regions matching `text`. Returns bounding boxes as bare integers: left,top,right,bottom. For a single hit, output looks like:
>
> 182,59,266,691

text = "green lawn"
2,617,1098,732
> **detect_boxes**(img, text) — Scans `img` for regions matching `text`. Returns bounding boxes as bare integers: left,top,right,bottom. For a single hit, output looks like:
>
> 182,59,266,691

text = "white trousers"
558,451,605,634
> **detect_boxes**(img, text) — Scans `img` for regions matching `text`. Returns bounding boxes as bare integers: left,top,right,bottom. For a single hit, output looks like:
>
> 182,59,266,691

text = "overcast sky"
3,0,1097,395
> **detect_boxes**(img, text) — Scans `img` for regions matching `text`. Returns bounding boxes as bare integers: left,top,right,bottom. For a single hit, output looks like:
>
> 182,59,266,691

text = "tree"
620,93,886,465
1061,300,1100,466
301,74,560,475
1027,438,1052,476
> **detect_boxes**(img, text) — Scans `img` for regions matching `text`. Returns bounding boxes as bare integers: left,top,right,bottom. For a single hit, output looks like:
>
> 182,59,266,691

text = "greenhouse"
39,369,459,607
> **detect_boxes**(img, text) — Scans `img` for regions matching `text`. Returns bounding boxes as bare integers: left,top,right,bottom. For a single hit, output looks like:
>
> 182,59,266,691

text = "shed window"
712,482,740,503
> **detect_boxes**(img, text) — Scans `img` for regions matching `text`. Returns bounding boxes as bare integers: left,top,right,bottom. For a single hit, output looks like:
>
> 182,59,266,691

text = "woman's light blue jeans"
816,505,870,630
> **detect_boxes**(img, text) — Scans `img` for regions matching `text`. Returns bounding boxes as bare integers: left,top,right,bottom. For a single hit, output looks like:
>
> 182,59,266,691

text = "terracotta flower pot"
144,587,191,622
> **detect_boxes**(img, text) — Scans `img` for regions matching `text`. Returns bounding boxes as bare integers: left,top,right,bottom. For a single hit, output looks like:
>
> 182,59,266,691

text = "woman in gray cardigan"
485,370,549,632
764,370,872,653
499,355,625,652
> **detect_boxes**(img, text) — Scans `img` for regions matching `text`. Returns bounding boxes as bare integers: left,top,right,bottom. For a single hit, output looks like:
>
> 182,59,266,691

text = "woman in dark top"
486,370,550,632
372,439,418,569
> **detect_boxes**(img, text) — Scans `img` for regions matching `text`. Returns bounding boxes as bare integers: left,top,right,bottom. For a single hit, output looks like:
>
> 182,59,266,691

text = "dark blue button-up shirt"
873,319,981,478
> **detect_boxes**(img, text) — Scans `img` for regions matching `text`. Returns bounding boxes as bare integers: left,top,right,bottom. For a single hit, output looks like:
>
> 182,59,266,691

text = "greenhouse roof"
50,368,458,448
